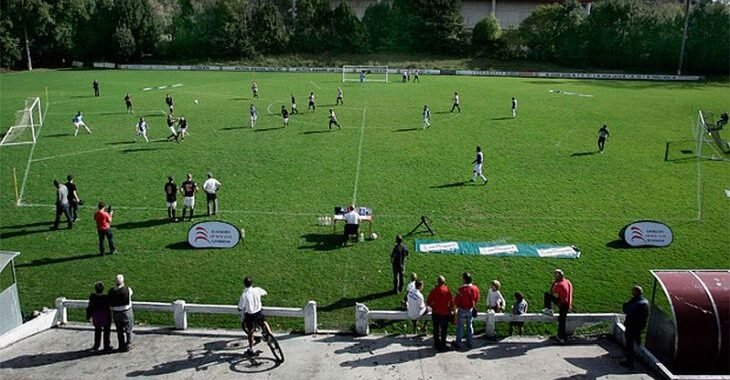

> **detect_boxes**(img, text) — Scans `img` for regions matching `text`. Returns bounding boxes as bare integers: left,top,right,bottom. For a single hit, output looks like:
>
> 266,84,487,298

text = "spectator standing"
238,276,268,356
94,202,116,255
542,269,573,343
402,272,418,309
65,175,81,223
52,179,72,230
202,172,221,216
454,272,480,349
486,280,506,312
390,235,409,293
108,274,134,352
86,281,111,352
93,79,99,97
621,285,649,368
509,292,528,335
407,280,429,334
426,275,453,351
164,176,178,222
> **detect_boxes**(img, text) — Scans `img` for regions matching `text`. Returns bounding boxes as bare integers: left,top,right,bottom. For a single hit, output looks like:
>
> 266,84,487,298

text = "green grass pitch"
0,69,728,333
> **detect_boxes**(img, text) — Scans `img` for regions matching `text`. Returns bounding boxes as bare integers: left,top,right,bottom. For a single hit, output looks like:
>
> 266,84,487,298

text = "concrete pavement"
0,325,656,379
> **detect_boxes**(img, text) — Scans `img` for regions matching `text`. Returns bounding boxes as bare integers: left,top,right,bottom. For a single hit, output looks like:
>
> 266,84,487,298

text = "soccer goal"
696,110,730,161
342,65,389,83
0,97,43,147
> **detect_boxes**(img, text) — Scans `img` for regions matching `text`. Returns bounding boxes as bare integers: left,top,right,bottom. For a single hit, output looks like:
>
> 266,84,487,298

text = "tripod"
405,216,434,236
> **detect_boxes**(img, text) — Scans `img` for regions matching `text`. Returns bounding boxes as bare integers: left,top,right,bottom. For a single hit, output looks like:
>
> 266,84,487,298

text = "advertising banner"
187,221,242,249
415,240,580,259
620,220,673,247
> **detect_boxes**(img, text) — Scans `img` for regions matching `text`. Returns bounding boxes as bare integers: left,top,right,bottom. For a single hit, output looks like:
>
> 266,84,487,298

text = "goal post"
695,110,730,161
0,97,42,147
342,65,389,83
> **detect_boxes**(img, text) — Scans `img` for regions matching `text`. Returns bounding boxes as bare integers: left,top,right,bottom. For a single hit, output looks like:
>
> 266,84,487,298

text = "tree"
519,1,585,62
250,1,288,54
331,1,367,52
684,0,730,74
114,24,136,60
4,0,52,70
362,2,395,51
0,16,21,67
412,0,466,54
472,15,501,54
292,0,332,52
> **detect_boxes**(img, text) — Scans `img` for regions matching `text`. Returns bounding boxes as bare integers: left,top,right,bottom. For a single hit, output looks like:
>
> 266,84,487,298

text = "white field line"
46,109,166,116
32,146,128,162
352,108,367,204
554,125,577,148
16,202,699,223
309,81,321,89
17,99,49,206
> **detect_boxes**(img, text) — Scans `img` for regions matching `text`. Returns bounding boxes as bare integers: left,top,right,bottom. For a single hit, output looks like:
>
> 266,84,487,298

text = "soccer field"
0,70,728,332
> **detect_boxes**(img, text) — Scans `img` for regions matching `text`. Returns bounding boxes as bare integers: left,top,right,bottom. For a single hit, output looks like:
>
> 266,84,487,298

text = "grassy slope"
0,69,728,332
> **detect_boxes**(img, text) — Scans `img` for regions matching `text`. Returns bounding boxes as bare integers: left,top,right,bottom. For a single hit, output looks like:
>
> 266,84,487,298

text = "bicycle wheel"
264,331,285,363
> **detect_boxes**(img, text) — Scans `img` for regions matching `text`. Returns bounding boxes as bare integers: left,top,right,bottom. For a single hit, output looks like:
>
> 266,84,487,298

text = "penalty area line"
310,81,321,89
352,108,366,204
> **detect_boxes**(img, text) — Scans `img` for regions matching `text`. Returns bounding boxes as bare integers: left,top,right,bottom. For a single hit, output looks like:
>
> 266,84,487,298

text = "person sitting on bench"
343,205,360,245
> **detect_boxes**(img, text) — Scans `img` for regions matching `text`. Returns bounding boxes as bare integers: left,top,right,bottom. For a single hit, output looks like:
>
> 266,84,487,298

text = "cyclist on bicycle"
237,276,270,356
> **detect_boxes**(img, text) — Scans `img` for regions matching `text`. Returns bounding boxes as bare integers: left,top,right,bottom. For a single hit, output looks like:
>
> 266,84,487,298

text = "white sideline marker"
351,108,366,204
142,87,153,91
171,84,183,88
157,86,168,90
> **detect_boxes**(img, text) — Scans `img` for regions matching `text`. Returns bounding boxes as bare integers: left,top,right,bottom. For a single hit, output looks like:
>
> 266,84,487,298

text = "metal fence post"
304,300,317,334
485,310,496,338
55,297,67,325
355,303,370,335
173,300,187,330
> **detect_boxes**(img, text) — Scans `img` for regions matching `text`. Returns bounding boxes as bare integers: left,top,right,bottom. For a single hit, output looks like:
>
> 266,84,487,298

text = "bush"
472,16,502,56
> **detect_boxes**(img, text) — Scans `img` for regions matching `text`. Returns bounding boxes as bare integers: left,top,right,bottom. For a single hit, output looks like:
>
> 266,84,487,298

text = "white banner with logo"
620,220,673,247
187,221,242,249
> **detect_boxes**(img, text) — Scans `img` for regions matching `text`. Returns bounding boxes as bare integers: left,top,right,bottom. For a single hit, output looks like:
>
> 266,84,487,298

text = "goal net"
696,110,730,161
342,65,388,83
0,97,43,147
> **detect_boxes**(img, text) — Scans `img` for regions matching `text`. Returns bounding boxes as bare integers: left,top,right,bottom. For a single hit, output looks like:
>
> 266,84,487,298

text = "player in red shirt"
94,202,116,255
427,275,453,351
543,269,573,343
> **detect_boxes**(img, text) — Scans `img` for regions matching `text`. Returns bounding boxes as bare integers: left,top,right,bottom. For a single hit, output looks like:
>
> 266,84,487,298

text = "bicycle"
246,318,284,364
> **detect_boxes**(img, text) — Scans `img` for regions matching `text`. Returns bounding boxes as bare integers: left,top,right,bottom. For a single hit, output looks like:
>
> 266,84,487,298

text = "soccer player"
281,105,289,127
597,124,610,153
413,69,420,83
290,94,298,114
451,92,461,113
164,176,178,222
359,70,366,83
124,93,133,113
402,70,408,83
250,104,258,128
422,105,431,129
165,94,174,114
511,97,518,118
72,111,92,136
308,92,316,111
135,117,149,143
180,173,197,221
336,87,343,105
251,82,259,99
176,117,188,142
471,145,488,184
329,108,341,130
93,79,100,97
166,114,178,141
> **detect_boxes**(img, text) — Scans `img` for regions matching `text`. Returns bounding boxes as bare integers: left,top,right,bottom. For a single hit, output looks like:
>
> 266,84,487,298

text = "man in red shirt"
426,275,453,351
94,202,116,255
543,269,573,343
454,272,480,349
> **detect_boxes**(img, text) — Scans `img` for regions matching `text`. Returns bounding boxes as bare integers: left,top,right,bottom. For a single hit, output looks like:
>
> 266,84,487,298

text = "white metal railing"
55,298,317,334
355,302,623,336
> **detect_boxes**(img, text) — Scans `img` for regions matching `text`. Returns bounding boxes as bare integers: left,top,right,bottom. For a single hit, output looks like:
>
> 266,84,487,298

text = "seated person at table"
343,205,360,245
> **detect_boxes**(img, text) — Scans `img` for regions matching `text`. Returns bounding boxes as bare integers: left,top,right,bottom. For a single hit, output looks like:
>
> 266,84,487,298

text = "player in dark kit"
166,114,178,141
180,174,197,221
281,106,289,127
597,124,610,153
290,95,298,114
176,117,188,142
124,93,133,113
308,92,316,111
93,79,100,97
164,176,178,222
165,94,174,113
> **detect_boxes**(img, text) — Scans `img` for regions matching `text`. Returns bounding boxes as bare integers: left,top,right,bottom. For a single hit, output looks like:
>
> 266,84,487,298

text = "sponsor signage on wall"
187,221,241,249
619,220,673,247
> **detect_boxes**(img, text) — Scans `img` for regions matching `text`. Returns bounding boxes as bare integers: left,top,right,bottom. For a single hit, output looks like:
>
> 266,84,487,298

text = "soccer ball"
370,232,378,240
194,99,199,104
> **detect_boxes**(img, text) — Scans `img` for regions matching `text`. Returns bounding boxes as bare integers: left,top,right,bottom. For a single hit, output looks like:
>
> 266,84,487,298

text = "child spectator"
86,282,111,352
486,280,506,312
509,292,528,335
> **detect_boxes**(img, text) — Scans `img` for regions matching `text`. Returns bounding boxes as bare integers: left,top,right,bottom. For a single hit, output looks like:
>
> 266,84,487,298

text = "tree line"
0,0,727,74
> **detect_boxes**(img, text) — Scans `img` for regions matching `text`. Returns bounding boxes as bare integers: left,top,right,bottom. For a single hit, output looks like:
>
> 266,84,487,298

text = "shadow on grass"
301,130,332,135
319,290,393,312
115,218,170,230
220,126,244,131
0,349,98,369
0,225,57,240
98,111,131,116
430,180,469,189
1,221,53,229
570,151,598,157
394,128,418,133
166,241,192,250
106,141,134,146
606,239,662,250
121,147,162,153
298,233,343,251
15,253,100,268
253,127,283,133
43,133,69,139
69,95,94,99
491,117,513,121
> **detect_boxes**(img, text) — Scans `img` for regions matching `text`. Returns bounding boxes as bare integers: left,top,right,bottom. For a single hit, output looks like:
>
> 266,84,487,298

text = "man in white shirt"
422,105,431,129
203,173,222,216
135,117,149,143
342,205,359,245
451,92,461,112
407,280,429,334
238,276,269,356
